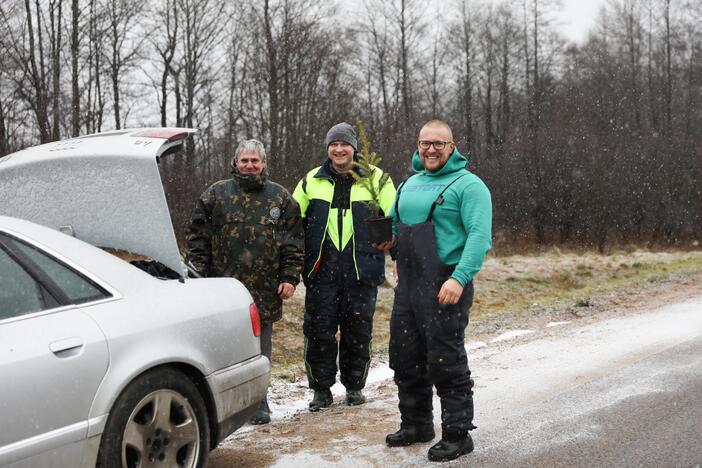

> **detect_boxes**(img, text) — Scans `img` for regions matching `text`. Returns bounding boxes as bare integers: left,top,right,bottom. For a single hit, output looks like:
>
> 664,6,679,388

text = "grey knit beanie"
324,122,358,152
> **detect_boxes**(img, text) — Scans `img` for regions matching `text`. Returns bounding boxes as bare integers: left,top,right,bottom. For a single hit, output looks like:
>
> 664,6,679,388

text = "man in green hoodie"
382,120,492,462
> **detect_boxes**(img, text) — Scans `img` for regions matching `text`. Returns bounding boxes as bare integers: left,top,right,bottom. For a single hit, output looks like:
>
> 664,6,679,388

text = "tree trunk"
71,0,80,136
25,0,50,143
50,0,62,141
664,0,672,133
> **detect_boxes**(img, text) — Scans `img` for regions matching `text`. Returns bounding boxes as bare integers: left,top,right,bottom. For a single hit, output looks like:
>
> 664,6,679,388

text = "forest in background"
1,0,700,251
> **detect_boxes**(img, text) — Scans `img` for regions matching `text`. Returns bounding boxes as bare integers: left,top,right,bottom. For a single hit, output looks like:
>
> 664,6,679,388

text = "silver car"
0,129,270,468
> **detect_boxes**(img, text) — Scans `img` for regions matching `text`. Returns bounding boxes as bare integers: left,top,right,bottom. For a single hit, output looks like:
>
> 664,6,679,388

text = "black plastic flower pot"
365,216,393,244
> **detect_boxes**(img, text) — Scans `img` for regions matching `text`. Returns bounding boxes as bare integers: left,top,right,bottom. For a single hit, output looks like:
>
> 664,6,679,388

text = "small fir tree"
351,119,391,219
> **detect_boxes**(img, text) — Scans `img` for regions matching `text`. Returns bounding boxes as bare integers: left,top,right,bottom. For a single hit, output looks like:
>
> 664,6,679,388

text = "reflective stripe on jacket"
292,161,396,286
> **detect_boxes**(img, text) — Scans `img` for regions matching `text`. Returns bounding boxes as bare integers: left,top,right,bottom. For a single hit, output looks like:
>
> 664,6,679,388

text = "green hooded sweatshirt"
390,148,492,286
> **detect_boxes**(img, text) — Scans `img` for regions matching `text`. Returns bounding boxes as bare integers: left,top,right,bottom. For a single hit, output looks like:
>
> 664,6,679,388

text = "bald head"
420,119,453,142
417,119,456,172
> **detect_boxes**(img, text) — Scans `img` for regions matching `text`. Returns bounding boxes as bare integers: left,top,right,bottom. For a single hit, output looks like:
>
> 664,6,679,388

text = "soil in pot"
366,216,393,244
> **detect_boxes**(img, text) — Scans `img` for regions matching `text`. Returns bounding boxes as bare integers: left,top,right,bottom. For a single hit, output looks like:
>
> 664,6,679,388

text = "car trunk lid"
0,128,196,279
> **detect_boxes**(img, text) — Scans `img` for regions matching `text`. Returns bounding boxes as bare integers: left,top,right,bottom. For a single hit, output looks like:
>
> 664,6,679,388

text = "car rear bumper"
207,354,270,443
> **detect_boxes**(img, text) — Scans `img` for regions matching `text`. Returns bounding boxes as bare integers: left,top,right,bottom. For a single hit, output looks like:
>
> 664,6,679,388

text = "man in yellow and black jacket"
293,122,396,411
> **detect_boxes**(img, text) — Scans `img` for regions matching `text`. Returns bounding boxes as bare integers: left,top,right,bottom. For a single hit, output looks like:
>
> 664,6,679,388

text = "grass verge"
271,249,702,381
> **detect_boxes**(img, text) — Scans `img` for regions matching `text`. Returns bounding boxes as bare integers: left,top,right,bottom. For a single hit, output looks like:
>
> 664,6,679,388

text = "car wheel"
97,367,210,468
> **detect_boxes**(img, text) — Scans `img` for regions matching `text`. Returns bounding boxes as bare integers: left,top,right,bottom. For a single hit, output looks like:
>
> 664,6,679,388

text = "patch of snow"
467,341,488,351
265,360,396,422
490,329,535,342
546,321,571,328
271,453,330,467
268,394,310,421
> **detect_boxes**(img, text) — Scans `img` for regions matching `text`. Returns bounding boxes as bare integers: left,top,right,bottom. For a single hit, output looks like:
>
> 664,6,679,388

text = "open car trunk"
0,128,197,279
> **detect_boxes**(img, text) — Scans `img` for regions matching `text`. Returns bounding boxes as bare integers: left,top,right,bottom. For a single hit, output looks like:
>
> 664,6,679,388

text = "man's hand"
372,235,395,251
278,282,295,300
437,278,463,305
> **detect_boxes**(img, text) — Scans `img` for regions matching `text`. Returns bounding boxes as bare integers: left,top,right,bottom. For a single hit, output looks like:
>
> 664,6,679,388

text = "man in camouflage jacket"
186,139,303,425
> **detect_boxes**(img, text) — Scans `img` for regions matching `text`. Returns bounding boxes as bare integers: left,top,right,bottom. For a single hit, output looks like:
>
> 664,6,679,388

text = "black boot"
308,389,333,412
385,425,436,447
427,433,474,462
249,408,271,425
346,389,366,406
249,400,271,425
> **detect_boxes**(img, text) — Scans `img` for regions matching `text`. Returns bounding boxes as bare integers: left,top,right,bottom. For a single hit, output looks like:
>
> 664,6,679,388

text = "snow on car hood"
0,128,196,278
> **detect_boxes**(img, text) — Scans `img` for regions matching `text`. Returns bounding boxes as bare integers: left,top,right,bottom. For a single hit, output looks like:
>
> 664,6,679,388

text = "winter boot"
427,433,474,462
308,389,333,412
249,400,271,425
385,425,436,447
346,389,366,406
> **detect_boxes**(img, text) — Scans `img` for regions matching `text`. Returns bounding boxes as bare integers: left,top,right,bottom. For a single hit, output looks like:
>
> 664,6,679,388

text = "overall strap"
426,172,469,223
393,178,410,223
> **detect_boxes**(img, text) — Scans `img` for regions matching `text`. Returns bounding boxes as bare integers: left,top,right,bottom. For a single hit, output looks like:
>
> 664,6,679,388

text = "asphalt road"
469,336,702,467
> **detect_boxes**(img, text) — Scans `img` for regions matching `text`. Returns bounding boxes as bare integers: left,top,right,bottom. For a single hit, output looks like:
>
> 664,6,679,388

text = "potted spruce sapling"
351,120,393,244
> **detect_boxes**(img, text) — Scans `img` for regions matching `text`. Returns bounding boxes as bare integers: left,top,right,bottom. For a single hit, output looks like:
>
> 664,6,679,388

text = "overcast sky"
342,0,610,45
554,0,608,44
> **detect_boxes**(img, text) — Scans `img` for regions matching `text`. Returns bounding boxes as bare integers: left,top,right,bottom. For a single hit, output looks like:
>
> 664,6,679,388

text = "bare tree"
149,0,179,127
49,0,63,140
70,0,80,136
85,0,106,134
479,5,497,146
177,0,225,157
363,1,393,127
22,0,51,142
0,101,7,156
496,4,516,145
104,0,143,129
615,0,644,130
663,0,672,133
456,0,476,145
1,0,700,248
645,0,660,132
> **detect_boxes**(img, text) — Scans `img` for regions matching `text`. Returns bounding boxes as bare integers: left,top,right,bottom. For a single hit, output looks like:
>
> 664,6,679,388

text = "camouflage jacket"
186,172,304,323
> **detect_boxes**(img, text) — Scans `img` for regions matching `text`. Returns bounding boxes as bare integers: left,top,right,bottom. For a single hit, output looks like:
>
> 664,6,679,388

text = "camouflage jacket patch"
186,177,304,323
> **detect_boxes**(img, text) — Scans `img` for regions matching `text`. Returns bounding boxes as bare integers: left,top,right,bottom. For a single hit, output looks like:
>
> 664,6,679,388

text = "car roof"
0,128,196,278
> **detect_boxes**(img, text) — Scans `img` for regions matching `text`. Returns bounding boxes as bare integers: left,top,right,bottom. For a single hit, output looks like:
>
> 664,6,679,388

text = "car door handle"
49,337,84,358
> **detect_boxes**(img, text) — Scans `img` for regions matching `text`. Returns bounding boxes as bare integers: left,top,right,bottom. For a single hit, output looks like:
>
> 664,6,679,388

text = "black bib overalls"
389,173,477,438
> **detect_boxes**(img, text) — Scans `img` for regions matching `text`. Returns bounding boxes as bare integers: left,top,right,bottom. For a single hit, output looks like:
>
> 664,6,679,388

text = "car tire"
97,367,210,468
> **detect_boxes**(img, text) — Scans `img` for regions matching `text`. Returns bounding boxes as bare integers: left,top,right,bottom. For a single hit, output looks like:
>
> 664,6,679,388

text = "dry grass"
271,249,702,381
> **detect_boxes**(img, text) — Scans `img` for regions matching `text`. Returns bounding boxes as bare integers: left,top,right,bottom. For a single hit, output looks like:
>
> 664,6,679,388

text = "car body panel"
207,355,270,422
0,217,270,466
2,424,89,468
0,128,271,467
0,128,196,278
80,277,263,422
0,308,108,467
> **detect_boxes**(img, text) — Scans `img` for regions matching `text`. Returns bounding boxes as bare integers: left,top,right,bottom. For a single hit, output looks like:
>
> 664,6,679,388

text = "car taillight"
249,303,261,337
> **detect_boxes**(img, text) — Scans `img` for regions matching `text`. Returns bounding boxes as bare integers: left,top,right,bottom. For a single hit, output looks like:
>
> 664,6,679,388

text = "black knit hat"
324,122,358,152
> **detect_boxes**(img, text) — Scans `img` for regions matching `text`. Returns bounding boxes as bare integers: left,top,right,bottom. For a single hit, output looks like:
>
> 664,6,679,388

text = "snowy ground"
210,280,702,467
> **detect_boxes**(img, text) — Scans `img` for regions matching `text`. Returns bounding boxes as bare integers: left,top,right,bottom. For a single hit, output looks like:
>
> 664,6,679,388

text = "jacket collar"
232,169,267,191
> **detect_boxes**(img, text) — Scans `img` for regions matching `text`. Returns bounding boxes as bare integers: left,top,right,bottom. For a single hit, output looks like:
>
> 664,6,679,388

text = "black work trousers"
389,221,476,438
303,241,377,391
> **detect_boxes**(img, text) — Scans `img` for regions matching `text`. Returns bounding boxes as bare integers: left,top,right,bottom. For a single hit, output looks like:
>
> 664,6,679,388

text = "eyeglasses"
418,140,453,150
